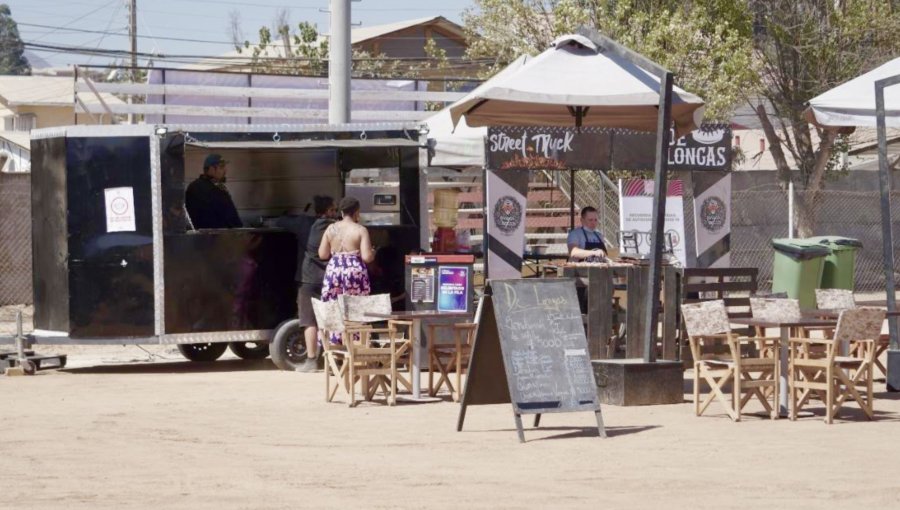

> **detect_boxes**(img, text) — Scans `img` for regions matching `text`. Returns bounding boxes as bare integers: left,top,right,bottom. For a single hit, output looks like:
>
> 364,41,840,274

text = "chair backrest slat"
834,307,884,345
749,297,801,322
815,289,856,310
340,293,392,323
312,298,346,333
681,300,731,337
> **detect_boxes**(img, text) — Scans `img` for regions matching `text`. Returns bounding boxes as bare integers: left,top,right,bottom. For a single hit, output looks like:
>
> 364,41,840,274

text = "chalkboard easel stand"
457,280,607,443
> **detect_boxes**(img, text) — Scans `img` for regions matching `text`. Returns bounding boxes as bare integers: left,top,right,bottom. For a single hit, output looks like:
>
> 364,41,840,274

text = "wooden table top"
730,316,837,329
364,310,472,320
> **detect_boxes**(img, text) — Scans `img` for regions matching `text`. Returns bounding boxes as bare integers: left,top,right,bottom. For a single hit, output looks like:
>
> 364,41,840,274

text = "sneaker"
294,358,319,373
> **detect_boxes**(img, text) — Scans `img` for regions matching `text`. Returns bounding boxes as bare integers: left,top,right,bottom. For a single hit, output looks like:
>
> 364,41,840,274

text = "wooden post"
640,72,674,363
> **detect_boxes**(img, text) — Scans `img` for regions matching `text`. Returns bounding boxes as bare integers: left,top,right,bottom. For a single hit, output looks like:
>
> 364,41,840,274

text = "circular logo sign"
493,195,522,234
110,197,130,215
701,196,727,233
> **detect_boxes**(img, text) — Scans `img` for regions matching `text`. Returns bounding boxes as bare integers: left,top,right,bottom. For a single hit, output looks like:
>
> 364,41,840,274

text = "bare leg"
305,326,318,359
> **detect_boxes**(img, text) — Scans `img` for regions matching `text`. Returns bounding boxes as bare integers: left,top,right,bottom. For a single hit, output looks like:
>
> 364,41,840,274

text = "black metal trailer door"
66,136,155,338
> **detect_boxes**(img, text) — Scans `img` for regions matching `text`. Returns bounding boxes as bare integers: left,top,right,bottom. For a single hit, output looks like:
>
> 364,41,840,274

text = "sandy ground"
2,344,900,510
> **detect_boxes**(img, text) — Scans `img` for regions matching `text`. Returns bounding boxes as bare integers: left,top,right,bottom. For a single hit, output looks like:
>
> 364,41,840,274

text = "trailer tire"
177,342,228,362
228,341,271,360
269,319,307,371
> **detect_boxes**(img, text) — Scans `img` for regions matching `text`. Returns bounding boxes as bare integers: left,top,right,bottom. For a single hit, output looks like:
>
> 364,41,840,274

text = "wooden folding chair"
789,307,884,424
312,296,409,407
426,322,476,401
812,289,890,378
682,300,780,421
339,294,413,397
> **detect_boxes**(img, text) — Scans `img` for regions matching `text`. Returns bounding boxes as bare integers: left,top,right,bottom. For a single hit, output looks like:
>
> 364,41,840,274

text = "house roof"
187,16,465,70
0,76,123,108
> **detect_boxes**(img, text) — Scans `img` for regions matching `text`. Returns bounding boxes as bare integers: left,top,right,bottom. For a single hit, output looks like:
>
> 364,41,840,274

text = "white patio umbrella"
805,56,900,127
449,34,705,135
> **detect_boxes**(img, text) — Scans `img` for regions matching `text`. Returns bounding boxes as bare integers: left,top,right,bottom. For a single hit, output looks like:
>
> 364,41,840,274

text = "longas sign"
485,123,732,172
666,123,732,172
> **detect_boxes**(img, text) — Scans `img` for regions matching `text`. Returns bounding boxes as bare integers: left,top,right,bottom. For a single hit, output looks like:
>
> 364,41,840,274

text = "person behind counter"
293,196,337,373
185,153,243,229
318,197,374,344
567,206,607,262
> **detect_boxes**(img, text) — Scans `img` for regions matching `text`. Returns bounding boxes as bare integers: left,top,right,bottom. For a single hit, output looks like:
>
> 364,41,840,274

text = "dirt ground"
2,343,900,510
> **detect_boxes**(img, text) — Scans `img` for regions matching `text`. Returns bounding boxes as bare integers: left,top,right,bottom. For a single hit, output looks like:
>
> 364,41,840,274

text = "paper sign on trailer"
104,187,136,233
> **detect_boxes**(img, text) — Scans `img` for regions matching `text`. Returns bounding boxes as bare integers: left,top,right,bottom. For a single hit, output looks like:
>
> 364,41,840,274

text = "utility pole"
128,0,137,124
328,0,351,124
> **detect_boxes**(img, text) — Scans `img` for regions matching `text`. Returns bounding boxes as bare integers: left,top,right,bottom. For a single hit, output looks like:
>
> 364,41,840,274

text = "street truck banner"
485,124,731,172
485,168,529,279
692,171,732,268
618,179,687,265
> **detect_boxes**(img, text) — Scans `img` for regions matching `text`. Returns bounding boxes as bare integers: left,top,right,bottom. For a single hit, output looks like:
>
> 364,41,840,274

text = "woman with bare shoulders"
318,197,374,335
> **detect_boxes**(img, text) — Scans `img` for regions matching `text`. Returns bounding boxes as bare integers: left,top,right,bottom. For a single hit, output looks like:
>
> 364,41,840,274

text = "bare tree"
228,9,244,51
272,7,292,57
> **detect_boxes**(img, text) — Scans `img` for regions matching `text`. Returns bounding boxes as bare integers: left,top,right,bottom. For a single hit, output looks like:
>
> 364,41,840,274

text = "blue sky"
7,0,474,69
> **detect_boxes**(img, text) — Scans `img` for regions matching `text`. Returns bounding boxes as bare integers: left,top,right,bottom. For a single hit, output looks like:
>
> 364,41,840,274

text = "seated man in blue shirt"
567,206,607,262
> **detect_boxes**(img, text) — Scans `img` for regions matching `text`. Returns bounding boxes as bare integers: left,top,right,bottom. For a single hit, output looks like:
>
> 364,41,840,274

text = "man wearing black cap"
185,153,243,229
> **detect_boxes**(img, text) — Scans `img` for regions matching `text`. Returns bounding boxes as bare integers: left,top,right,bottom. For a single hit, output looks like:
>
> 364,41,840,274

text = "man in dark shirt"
294,195,337,372
185,153,242,229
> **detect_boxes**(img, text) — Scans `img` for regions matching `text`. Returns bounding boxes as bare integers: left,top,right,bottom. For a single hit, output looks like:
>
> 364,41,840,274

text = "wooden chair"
813,289,890,378
339,294,414,394
681,300,780,421
311,296,409,407
426,322,476,401
788,307,884,424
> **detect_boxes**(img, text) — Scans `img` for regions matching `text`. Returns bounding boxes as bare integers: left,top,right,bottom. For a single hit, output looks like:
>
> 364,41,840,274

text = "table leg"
779,326,789,417
411,318,422,399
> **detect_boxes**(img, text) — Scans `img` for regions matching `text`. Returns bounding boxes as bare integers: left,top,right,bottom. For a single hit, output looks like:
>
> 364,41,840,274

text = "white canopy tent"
445,30,706,364
425,55,530,168
805,57,900,389
449,34,705,136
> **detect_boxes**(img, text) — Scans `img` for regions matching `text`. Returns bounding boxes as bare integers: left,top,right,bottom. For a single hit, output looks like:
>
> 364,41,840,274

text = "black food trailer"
17,123,427,369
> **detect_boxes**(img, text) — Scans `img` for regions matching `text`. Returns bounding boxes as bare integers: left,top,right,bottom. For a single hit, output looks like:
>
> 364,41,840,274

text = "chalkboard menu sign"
457,278,605,443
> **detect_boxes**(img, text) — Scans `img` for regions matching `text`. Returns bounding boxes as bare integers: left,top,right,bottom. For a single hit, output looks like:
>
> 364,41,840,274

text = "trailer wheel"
228,341,270,360
269,319,307,371
177,342,228,362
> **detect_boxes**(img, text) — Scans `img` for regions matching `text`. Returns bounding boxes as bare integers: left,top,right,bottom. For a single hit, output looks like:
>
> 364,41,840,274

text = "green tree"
749,0,900,235
462,0,756,120
0,4,30,75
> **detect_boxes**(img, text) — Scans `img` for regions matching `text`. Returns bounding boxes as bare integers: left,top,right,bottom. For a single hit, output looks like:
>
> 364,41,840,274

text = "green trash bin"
806,236,862,290
771,238,832,309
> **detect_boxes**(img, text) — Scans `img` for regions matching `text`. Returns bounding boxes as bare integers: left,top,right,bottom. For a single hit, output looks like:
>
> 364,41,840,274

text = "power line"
18,22,236,46
29,0,119,44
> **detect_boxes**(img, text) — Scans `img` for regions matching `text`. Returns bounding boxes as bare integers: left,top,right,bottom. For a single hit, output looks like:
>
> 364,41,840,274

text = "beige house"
0,76,123,173
0,75,123,130
192,16,473,78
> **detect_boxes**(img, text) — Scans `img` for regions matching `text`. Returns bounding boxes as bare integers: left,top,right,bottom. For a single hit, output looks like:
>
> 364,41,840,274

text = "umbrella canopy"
449,34,705,135
425,55,531,167
805,57,900,128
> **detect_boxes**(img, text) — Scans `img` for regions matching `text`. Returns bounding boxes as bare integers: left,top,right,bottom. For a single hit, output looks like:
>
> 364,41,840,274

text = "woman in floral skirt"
318,196,374,343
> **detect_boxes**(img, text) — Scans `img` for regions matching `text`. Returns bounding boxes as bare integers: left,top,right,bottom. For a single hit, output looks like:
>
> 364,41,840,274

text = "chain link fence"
0,172,32,306
732,184,900,292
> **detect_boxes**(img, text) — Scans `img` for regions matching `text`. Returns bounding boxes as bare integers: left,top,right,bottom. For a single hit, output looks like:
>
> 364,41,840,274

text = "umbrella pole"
875,76,900,391
641,72,674,364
